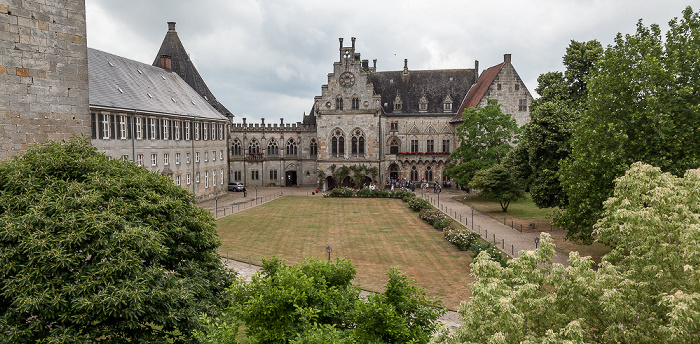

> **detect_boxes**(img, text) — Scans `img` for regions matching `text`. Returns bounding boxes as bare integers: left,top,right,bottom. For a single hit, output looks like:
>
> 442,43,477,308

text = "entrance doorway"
389,163,399,181
285,171,297,186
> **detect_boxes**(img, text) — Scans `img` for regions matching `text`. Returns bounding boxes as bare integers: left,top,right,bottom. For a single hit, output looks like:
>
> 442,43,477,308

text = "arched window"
410,166,419,182
335,95,343,110
331,129,344,157
425,166,433,182
267,139,279,155
286,138,298,156
232,139,242,155
310,138,318,156
351,129,364,156
352,95,359,110
248,139,260,154
389,137,400,154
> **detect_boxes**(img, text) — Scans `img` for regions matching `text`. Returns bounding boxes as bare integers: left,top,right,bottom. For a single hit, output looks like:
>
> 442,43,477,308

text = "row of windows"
173,168,225,189
232,138,316,156
335,95,361,110
91,113,226,141
127,150,225,167
388,139,450,154
230,170,280,181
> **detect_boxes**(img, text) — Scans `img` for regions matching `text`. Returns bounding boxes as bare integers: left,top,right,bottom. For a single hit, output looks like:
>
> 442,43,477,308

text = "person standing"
243,187,247,197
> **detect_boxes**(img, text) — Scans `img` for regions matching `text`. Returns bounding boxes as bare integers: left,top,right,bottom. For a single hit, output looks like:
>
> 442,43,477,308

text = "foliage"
419,208,454,230
437,162,700,344
0,139,233,343
316,169,325,188
408,198,432,212
468,164,524,212
444,228,480,251
466,242,507,267
206,258,445,343
445,99,519,187
327,187,356,197
329,164,377,188
558,7,700,243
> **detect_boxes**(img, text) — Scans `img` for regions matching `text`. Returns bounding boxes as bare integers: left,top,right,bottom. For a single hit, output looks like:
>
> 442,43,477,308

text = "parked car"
228,182,245,192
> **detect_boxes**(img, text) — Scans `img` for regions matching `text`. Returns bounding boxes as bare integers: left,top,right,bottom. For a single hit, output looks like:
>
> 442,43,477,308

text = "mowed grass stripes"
216,196,474,310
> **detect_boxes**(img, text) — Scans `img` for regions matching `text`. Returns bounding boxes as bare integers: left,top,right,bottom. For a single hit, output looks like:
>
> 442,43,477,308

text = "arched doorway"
325,176,336,190
388,163,399,181
341,176,353,188
285,171,297,186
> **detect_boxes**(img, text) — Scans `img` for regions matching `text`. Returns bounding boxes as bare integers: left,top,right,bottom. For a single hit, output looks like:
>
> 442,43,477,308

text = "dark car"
228,182,245,192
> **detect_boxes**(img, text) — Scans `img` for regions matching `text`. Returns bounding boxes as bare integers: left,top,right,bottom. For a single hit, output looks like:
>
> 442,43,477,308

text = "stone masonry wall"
0,0,89,160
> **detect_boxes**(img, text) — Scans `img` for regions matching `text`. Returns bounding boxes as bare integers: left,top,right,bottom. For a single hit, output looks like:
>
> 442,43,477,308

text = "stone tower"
0,0,90,160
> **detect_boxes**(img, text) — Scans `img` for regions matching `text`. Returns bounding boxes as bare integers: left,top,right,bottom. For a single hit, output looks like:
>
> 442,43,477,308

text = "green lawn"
217,196,474,310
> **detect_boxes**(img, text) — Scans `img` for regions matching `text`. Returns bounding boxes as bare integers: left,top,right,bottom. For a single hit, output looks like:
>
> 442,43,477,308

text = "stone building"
88,48,229,200
228,38,533,189
0,0,90,160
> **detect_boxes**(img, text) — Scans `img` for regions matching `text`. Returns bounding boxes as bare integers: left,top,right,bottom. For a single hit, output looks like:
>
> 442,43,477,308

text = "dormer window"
443,94,453,113
393,92,403,112
418,95,428,113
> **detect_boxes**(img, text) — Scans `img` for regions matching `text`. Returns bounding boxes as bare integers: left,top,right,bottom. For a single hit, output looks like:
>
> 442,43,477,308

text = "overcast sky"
85,0,692,123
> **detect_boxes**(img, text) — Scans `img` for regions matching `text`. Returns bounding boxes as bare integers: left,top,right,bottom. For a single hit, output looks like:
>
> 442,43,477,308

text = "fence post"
502,238,504,248
512,244,514,256
520,224,523,232
493,233,496,244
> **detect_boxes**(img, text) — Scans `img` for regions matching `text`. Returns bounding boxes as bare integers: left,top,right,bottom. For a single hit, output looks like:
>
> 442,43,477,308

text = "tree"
0,139,234,343
445,99,519,187
468,164,524,212
557,6,700,243
197,258,445,343
436,162,700,344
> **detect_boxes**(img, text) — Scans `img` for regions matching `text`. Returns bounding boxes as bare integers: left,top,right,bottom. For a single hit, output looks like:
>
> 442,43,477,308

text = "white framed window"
196,172,200,183
204,151,208,162
175,175,181,186
150,118,156,139
119,115,127,139
151,153,157,166
195,122,200,140
205,171,209,188
220,168,224,184
121,154,129,161
218,124,223,140
196,152,200,163
175,152,181,165
212,150,216,161
213,170,217,186
162,119,169,140
211,124,216,140
163,153,169,165
136,154,143,167
185,121,190,140
186,173,191,185
203,123,208,140
219,150,223,160
186,152,191,164
174,120,180,140
135,117,142,139
102,114,110,139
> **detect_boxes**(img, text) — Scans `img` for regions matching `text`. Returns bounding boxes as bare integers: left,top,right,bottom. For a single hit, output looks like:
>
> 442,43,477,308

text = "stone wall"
0,0,89,160
477,62,532,127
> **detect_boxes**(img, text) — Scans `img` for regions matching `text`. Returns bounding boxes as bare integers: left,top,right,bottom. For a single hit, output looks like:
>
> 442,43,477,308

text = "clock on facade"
339,72,355,87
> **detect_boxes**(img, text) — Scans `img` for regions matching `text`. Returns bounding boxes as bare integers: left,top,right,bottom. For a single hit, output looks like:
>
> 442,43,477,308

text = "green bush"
419,208,453,230
444,229,480,251
327,187,355,197
468,242,508,267
408,198,431,212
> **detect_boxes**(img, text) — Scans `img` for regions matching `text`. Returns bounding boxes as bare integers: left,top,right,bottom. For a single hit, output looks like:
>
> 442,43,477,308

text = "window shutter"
91,113,96,139
156,119,161,140
169,119,173,140
127,116,132,139
179,120,183,140
110,114,116,139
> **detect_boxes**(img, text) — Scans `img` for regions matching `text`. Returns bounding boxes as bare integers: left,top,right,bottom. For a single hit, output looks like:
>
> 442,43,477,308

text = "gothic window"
389,137,400,154
443,94,453,112
393,91,402,112
267,139,279,155
286,138,298,156
418,95,428,112
410,166,419,182
335,95,343,110
442,139,450,153
352,95,359,110
310,138,318,156
425,166,433,182
232,139,242,155
426,139,434,153
331,129,344,157
248,139,260,154
410,139,419,153
351,129,364,156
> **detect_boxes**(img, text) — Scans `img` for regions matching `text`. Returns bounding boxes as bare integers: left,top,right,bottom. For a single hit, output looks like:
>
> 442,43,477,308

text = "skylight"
147,92,153,98
108,61,115,67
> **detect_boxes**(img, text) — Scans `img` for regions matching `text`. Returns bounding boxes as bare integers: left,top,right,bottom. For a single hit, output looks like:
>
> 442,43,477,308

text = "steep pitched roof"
369,68,477,115
88,48,226,121
152,22,233,117
452,62,504,121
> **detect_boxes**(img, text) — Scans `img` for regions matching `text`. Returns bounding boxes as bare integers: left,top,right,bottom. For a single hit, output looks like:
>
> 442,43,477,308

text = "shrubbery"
419,208,453,231
408,198,431,212
468,241,508,267
326,188,414,199
444,228,480,251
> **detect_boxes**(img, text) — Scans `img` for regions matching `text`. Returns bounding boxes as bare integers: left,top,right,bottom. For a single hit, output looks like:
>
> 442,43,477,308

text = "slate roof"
369,69,477,115
88,47,227,121
452,62,504,121
152,22,233,117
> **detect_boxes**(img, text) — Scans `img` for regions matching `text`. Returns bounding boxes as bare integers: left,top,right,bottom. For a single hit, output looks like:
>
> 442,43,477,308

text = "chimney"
280,118,284,126
403,59,409,75
373,59,377,69
168,22,176,32
242,117,247,126
160,55,172,73
339,38,343,61
475,60,479,76
261,118,265,126
504,54,511,63
362,59,369,69
351,37,356,50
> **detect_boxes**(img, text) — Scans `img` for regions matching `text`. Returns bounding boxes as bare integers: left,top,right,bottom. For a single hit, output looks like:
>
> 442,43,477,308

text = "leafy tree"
563,40,604,104
468,164,524,212
198,258,445,343
437,162,700,344
446,99,519,187
0,139,233,343
557,7,700,243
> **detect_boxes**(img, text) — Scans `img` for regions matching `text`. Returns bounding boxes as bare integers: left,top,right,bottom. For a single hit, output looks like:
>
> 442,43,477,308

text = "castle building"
228,37,533,189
